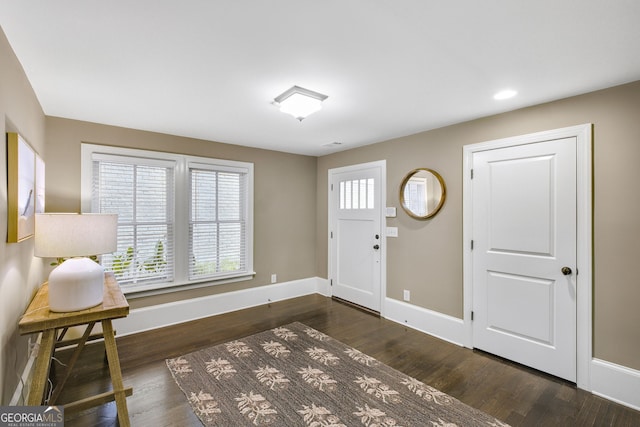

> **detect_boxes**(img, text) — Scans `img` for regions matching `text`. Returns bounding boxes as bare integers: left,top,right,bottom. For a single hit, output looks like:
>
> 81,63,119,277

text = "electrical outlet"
403,290,410,301
271,274,277,284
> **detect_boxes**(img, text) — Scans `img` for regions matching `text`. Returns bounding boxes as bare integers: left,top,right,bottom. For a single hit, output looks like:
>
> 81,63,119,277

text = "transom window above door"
339,178,374,210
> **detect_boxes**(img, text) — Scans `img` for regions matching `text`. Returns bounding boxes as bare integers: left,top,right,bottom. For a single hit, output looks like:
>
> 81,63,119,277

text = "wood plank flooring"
52,294,640,426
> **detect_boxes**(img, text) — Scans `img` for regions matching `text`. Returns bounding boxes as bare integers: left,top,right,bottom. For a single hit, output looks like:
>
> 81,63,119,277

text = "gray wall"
317,80,640,371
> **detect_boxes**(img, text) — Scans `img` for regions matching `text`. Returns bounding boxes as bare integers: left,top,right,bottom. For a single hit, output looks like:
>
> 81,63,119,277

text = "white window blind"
92,155,175,287
82,144,254,294
189,165,248,280
339,178,374,210
404,177,427,217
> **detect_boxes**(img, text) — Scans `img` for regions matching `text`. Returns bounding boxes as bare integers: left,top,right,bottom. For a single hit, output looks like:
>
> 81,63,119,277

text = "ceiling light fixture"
274,85,328,121
493,89,518,100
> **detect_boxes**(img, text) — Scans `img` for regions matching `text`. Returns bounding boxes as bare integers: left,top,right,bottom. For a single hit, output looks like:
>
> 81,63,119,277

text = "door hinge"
331,183,334,191
330,231,333,238
470,169,474,179
471,240,474,250
330,279,333,286
471,311,474,321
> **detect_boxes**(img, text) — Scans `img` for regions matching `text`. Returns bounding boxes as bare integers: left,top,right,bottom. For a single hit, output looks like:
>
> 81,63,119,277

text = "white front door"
329,161,385,313
472,137,577,382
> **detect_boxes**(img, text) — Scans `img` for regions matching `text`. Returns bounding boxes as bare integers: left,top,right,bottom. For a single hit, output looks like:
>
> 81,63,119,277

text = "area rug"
167,322,509,426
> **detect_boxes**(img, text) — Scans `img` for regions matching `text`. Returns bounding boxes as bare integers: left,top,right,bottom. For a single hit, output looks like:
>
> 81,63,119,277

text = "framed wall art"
35,153,45,216
7,132,43,243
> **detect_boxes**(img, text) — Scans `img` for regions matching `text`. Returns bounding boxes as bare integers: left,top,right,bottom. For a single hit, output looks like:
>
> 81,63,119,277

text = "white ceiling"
1,1,639,156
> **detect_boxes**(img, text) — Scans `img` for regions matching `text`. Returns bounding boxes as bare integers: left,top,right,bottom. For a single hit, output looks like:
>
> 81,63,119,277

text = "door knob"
561,266,572,276
373,244,380,250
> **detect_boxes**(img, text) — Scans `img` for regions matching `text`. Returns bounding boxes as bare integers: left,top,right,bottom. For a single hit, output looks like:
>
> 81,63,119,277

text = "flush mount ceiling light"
493,89,518,100
274,85,328,121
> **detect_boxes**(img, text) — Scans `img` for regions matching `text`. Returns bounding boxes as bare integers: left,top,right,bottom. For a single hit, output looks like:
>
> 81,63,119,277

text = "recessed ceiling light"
493,89,518,100
274,85,328,121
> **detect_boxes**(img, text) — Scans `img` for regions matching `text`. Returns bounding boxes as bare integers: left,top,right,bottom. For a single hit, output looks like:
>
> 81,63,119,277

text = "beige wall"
317,80,640,371
45,117,318,309
0,28,46,404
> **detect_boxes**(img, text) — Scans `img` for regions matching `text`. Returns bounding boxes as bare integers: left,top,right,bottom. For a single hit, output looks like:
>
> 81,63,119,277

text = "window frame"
81,143,255,297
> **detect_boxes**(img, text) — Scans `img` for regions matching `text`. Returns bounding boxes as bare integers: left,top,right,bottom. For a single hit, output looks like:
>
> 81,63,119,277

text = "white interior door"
329,161,384,312
472,137,577,382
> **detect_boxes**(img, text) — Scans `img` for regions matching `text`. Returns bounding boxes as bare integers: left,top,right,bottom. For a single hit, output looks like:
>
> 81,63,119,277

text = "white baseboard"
316,277,331,297
9,334,40,406
383,299,640,411
383,297,465,346
591,358,640,411
113,277,326,336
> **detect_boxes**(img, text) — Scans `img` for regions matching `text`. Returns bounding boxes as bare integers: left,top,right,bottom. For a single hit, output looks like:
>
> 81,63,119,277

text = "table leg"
101,319,130,427
27,329,56,405
50,321,96,403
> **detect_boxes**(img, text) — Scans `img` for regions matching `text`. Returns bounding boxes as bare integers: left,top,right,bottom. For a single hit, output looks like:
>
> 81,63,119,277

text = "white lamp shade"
35,213,118,258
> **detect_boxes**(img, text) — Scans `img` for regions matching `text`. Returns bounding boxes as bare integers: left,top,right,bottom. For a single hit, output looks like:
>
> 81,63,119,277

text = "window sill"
121,272,257,299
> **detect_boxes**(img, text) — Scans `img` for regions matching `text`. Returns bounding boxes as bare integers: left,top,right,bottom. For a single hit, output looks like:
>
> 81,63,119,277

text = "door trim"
328,160,387,316
462,124,593,390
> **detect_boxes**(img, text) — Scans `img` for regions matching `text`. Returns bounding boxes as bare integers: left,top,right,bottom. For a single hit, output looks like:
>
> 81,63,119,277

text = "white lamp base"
48,257,105,312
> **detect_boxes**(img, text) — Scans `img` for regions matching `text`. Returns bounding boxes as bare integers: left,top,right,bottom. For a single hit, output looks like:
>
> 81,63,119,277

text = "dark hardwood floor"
51,294,640,426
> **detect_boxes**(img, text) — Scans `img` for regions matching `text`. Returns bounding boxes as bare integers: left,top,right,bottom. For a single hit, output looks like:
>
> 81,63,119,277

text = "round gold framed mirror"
399,168,446,219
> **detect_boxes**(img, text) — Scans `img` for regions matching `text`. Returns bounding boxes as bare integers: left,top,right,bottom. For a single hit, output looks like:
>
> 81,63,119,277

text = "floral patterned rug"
166,322,509,426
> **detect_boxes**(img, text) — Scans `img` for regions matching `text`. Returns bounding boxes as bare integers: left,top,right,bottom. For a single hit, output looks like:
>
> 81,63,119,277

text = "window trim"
81,143,255,297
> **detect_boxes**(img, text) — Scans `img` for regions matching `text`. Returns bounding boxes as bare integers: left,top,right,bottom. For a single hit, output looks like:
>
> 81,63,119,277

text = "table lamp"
35,213,118,312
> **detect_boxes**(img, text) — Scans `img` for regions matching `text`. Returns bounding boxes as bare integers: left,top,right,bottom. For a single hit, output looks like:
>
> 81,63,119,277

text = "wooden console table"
19,273,132,427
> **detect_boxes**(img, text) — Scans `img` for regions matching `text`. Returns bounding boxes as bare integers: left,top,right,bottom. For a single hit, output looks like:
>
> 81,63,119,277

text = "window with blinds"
189,165,248,280
92,157,175,286
81,144,254,294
